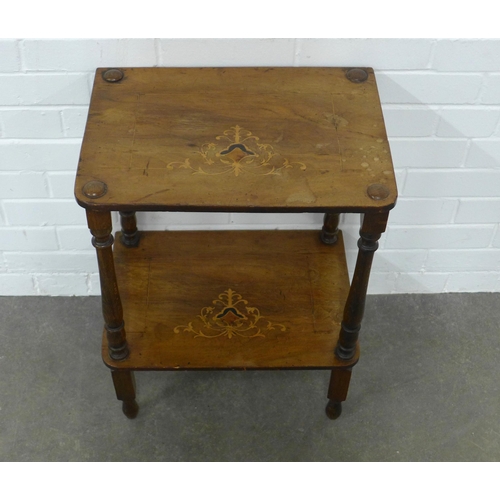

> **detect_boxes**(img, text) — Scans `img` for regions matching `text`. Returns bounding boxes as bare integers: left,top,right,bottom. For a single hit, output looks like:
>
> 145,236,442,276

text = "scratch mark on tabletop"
128,94,140,170
331,97,344,168
134,188,171,202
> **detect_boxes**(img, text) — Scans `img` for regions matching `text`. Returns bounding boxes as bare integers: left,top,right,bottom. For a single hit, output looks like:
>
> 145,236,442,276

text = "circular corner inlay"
367,183,390,201
346,68,368,83
102,68,124,83
82,180,108,199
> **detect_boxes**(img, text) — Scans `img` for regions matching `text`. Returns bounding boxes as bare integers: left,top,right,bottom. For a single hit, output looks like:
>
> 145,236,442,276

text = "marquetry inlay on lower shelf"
174,288,286,339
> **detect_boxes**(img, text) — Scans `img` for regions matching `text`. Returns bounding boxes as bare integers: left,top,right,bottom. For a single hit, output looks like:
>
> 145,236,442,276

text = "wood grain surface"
103,230,358,370
75,67,397,213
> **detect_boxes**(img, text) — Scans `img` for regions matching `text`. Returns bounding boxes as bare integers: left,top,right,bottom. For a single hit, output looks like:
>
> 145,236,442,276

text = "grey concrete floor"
0,293,499,461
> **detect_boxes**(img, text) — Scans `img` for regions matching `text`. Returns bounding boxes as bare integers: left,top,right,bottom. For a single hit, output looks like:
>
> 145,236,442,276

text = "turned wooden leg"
111,370,139,419
326,212,389,419
87,210,129,361
335,212,388,360
326,368,352,420
119,211,140,247
320,212,340,245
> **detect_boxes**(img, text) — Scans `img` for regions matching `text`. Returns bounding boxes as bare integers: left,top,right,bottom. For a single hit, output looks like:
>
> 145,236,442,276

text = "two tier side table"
74,67,397,420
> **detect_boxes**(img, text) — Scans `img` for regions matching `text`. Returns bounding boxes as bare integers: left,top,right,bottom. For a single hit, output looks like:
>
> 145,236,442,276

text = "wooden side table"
75,67,397,420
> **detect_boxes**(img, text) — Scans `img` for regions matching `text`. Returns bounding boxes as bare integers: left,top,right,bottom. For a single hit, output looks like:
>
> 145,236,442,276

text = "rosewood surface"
75,66,397,420
75,67,396,214
104,230,356,371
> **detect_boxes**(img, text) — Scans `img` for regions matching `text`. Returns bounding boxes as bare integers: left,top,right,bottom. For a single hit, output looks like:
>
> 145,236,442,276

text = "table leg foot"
325,399,342,420
112,370,138,419
122,400,139,419
326,367,351,420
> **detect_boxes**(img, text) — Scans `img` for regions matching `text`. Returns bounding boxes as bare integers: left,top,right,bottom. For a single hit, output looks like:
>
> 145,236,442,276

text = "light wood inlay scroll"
166,125,307,177
174,288,286,339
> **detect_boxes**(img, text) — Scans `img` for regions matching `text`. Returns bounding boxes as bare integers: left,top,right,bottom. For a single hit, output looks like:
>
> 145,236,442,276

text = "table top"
75,67,397,213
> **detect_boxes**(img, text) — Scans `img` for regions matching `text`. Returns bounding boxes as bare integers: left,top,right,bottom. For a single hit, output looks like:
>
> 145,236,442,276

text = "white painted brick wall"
455,199,500,223
158,39,296,67
0,227,59,251
46,172,77,198
0,109,64,138
3,200,87,226
432,39,500,71
436,108,500,137
0,172,48,198
0,40,20,72
494,229,500,248
61,108,88,138
383,107,439,137
376,73,484,104
384,226,495,249
0,74,90,105
56,227,94,251
21,39,158,71
389,139,468,168
467,140,500,167
0,141,82,171
294,39,435,69
1,38,500,295
387,199,459,225
3,252,97,272
482,76,500,104
404,170,500,197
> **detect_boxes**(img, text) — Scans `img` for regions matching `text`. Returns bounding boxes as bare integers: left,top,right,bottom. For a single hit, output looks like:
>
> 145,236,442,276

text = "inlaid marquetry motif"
166,125,307,176
174,288,286,339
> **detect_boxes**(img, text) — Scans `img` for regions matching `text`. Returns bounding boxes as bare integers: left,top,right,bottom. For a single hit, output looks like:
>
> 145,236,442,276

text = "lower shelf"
103,230,358,371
